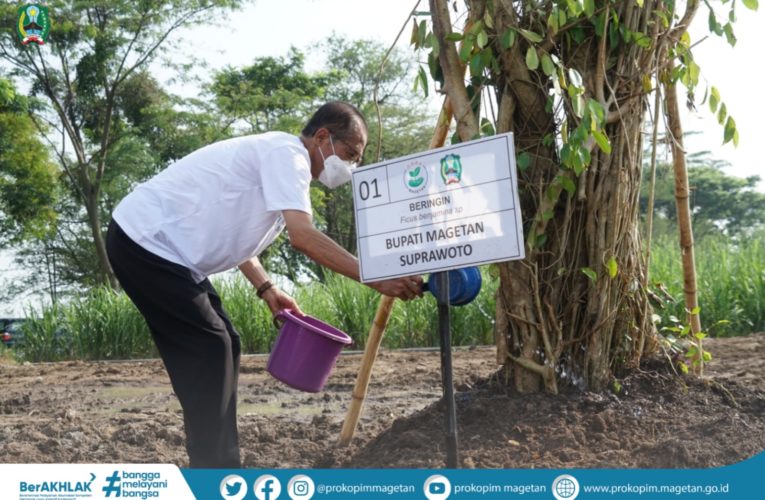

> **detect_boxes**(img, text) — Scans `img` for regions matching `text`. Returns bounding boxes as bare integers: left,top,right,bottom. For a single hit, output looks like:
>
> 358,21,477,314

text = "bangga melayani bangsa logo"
16,4,50,45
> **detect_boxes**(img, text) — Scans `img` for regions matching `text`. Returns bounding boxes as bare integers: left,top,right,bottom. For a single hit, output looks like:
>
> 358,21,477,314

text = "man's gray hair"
301,101,367,139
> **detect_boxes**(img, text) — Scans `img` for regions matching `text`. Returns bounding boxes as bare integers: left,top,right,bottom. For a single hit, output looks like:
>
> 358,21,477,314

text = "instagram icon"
288,474,315,499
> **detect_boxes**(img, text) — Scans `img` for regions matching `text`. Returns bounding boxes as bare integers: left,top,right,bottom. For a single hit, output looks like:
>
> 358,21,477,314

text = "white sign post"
352,132,525,281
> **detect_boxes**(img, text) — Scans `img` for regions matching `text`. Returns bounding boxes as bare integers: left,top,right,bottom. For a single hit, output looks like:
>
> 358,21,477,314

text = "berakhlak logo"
16,4,50,45
440,154,463,185
403,160,428,193
552,474,580,500
423,474,451,500
220,474,248,500
102,471,121,497
18,473,96,495
253,474,282,500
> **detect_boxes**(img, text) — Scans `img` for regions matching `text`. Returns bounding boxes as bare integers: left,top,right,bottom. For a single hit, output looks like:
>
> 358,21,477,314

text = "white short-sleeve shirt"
113,132,312,282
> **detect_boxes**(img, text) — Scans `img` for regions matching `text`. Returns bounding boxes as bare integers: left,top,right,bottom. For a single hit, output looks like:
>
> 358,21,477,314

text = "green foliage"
252,268,498,350
0,78,58,244
19,288,154,362
298,273,380,346
410,0,754,193
657,309,713,375
0,0,444,297
18,237,765,362
650,232,765,336
210,48,330,135
318,35,434,161
0,343,19,364
116,71,227,166
16,304,69,362
64,288,155,360
668,0,759,145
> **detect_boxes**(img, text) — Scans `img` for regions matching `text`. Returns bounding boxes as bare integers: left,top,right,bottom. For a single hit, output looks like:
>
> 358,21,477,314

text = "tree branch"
26,112,88,204
373,0,421,161
673,0,700,39
594,2,610,106
429,0,479,140
115,6,214,88
27,45,88,172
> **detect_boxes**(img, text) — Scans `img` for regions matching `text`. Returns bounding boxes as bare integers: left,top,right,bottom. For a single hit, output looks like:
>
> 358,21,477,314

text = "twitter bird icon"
220,474,248,500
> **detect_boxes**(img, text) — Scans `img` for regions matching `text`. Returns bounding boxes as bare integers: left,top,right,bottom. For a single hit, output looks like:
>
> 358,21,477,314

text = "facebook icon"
261,480,274,499
253,475,282,500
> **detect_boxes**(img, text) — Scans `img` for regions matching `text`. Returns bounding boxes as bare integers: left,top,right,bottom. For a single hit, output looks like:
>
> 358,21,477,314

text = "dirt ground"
1,334,763,469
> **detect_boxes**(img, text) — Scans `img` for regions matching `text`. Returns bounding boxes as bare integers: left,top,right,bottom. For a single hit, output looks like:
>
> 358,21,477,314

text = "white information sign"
352,132,525,282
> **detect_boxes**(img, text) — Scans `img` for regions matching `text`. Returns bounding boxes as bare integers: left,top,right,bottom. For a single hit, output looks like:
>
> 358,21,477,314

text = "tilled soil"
1,334,763,468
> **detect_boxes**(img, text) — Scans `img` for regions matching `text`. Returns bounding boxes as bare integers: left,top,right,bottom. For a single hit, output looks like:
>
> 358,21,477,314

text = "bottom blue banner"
0,452,759,499
181,450,762,499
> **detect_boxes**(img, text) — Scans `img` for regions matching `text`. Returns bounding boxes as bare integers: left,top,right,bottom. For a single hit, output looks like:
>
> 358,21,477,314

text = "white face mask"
318,136,356,189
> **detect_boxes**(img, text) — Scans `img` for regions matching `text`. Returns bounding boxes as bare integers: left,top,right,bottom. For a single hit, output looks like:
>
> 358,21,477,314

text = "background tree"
211,48,331,136
6,68,225,304
0,76,58,307
1,27,437,298
417,0,754,392
0,0,243,288
640,152,765,240
0,76,57,245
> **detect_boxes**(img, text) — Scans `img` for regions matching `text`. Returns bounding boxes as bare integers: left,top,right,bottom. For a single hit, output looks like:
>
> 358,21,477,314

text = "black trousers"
106,220,241,468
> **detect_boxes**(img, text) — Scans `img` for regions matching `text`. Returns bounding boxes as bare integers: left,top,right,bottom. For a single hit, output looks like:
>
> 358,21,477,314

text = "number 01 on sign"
352,132,525,282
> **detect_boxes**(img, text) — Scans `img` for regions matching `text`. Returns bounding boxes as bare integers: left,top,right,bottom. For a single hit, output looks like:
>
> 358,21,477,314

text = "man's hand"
367,275,424,301
261,287,305,317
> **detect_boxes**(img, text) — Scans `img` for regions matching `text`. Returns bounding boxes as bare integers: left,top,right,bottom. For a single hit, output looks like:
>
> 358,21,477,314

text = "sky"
2,0,763,316
684,2,764,189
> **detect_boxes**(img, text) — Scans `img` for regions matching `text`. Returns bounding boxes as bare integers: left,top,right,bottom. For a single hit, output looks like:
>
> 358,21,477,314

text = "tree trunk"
84,191,118,289
426,0,698,392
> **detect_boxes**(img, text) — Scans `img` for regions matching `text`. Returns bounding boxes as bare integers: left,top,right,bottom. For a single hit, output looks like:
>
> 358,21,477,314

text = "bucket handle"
273,309,290,330
273,309,303,330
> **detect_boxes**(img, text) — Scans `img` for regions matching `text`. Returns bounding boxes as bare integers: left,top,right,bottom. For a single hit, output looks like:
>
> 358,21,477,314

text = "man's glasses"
331,135,363,165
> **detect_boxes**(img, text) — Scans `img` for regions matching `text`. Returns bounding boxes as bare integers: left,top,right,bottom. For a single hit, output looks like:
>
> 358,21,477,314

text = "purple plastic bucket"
267,310,352,392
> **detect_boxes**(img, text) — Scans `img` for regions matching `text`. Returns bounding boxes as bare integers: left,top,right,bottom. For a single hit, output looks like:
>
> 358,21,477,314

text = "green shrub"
214,273,277,352
649,232,765,336
65,287,155,359
21,231,763,363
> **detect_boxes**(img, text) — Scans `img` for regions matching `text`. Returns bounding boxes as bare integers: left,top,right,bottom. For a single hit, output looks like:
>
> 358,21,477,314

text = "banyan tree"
414,0,746,393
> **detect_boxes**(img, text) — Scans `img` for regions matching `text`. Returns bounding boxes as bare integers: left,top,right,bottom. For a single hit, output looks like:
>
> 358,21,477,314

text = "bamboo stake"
338,295,395,446
663,61,704,374
338,97,454,447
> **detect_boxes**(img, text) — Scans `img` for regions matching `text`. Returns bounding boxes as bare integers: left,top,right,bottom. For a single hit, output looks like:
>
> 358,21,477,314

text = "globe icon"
552,475,580,500
555,478,577,498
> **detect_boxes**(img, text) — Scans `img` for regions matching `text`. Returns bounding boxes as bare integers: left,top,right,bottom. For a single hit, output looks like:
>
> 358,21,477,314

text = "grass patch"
649,232,765,336
17,231,763,363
